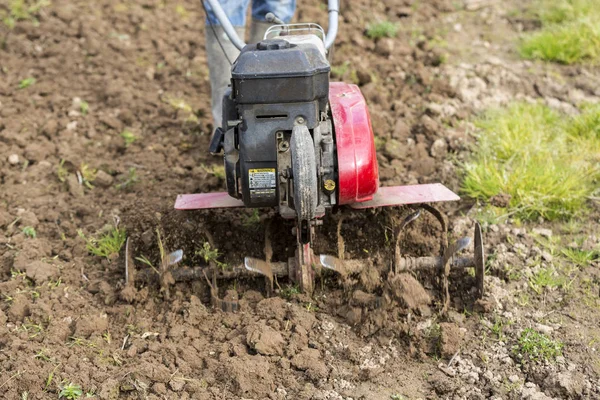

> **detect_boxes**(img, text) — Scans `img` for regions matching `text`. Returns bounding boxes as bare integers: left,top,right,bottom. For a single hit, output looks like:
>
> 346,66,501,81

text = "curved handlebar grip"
205,0,339,51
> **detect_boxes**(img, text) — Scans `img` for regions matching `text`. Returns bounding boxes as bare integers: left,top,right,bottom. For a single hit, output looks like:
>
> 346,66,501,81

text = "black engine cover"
222,38,330,208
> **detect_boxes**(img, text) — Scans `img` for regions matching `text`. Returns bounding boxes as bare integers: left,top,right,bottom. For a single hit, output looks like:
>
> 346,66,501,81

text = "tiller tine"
320,222,485,300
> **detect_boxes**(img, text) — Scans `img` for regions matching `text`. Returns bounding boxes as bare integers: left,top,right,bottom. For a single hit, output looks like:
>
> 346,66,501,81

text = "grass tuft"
462,102,600,221
366,20,398,40
79,227,126,259
520,0,600,64
517,328,563,362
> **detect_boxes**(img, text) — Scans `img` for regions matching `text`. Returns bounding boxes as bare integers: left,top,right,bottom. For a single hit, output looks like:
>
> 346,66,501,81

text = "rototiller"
163,0,485,307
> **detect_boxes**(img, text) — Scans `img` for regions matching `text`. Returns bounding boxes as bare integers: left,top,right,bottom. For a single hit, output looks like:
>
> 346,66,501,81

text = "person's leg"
249,0,296,43
204,0,249,127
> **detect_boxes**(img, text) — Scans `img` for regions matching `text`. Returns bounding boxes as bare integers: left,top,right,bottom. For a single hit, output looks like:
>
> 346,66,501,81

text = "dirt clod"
25,260,59,282
439,322,464,358
246,323,285,356
388,273,431,311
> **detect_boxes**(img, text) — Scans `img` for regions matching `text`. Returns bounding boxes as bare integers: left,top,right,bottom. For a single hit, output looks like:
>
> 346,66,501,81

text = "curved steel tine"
443,237,472,265
394,209,422,274
399,209,422,231
320,254,340,271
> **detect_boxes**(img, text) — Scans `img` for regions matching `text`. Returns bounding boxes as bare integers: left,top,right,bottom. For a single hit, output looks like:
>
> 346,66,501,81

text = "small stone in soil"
8,154,19,165
95,170,114,188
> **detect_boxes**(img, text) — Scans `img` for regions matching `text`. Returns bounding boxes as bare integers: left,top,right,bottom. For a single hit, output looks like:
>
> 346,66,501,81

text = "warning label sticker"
249,168,276,189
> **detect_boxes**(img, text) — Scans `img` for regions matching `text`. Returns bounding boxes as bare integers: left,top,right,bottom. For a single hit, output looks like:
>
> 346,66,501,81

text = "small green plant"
516,328,563,361
18,77,36,89
195,242,227,270
366,20,398,40
281,284,300,299
59,382,83,400
57,159,68,182
331,60,350,77
22,226,36,238
120,130,137,147
163,95,199,123
80,100,89,115
135,254,158,273
391,395,407,400
79,163,97,189
201,164,225,179
529,267,564,294
79,227,126,259
490,317,505,340
116,168,139,190
242,209,261,227
34,349,51,361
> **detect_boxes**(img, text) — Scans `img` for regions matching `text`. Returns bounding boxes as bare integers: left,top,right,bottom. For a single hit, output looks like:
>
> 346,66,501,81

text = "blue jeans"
205,0,296,26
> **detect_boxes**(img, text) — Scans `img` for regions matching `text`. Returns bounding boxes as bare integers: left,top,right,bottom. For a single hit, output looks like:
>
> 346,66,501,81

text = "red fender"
329,82,379,205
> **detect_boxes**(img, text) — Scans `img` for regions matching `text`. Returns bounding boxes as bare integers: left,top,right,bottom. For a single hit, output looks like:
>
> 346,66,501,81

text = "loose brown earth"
1,0,599,399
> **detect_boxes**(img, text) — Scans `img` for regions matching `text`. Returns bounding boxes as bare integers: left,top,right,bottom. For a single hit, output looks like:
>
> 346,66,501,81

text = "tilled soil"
1,0,600,399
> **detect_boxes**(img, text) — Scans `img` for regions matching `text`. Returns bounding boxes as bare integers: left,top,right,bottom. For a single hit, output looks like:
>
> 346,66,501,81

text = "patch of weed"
529,267,564,294
59,382,82,400
195,242,227,270
120,130,137,147
1,0,50,28
242,209,261,228
561,248,598,267
78,163,97,189
56,159,69,182
22,226,36,238
201,164,225,180
280,284,300,299
18,77,36,89
79,227,126,259
330,60,350,77
163,95,199,123
116,168,140,190
462,102,600,221
521,0,600,64
366,20,398,40
80,100,89,115
516,328,563,361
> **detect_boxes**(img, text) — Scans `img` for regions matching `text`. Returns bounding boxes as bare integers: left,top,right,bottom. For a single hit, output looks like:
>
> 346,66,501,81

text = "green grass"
462,102,600,221
528,267,564,294
115,168,139,190
516,328,563,362
520,0,600,64
561,248,599,267
1,0,50,29
79,227,126,259
366,20,398,40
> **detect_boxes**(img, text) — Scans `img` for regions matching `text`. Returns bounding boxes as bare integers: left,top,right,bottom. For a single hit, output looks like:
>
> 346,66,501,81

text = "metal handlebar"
204,0,339,50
